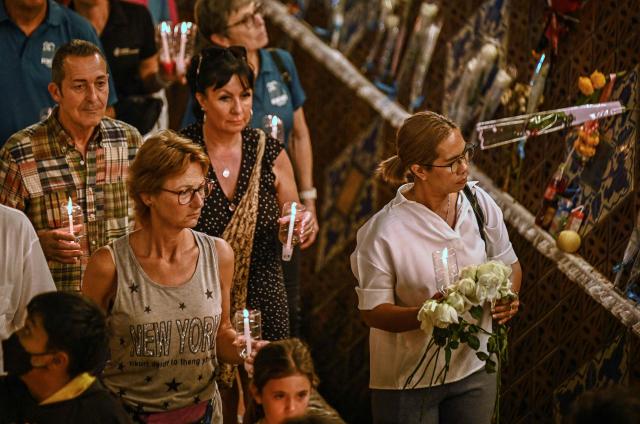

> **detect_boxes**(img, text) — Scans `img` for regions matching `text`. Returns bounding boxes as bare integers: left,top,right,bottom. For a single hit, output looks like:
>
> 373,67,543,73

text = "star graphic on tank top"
144,376,152,383
165,378,182,392
128,283,139,293
117,388,126,397
119,337,126,346
178,302,186,310
193,395,201,404
205,289,213,299
117,362,125,371
162,401,170,410
144,305,151,313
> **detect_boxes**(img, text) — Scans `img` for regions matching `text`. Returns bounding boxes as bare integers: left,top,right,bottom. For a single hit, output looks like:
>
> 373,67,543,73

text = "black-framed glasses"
160,179,215,205
423,144,476,174
225,2,264,30
195,45,248,82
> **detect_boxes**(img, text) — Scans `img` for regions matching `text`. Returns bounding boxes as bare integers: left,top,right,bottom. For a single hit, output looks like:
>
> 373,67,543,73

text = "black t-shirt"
0,375,132,424
100,0,157,98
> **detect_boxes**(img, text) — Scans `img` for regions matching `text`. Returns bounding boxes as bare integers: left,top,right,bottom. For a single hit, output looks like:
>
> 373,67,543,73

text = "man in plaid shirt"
0,40,142,292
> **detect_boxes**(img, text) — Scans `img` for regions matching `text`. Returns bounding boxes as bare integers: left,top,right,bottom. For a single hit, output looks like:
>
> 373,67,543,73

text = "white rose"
418,300,439,334
445,291,467,314
474,282,489,304
478,273,501,299
433,303,459,328
459,265,478,281
456,277,477,298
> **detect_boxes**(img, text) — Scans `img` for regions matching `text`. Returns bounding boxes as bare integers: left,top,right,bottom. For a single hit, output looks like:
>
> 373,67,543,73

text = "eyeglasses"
225,2,264,30
160,179,215,205
195,45,248,84
423,144,476,174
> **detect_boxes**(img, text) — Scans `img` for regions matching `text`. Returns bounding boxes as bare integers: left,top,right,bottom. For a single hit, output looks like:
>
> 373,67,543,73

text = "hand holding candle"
55,197,86,263
66,197,74,237
280,201,304,261
234,309,262,359
243,308,252,356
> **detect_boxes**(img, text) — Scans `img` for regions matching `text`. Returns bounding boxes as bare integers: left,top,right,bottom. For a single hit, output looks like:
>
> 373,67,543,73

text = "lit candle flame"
243,308,249,319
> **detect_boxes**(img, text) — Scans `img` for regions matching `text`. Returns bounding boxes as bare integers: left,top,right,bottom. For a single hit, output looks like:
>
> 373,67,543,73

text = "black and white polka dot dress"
180,123,290,341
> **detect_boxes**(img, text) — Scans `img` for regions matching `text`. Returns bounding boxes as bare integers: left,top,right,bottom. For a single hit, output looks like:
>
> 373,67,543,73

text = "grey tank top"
102,230,223,418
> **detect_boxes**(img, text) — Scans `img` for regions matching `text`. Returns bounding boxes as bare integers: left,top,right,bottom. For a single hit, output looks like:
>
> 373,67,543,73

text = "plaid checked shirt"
0,110,141,291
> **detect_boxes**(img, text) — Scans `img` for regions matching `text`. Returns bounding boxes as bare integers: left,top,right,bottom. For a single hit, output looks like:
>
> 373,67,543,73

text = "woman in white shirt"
351,111,522,423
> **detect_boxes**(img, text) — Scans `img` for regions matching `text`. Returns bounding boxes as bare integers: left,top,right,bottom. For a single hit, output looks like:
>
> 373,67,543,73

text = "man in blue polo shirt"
0,0,117,146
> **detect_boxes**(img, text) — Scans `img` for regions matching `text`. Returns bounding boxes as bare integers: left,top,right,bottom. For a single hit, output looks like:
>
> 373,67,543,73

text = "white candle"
175,22,188,75
243,309,252,356
67,197,74,236
441,248,450,287
282,202,297,261
270,115,279,139
160,22,172,64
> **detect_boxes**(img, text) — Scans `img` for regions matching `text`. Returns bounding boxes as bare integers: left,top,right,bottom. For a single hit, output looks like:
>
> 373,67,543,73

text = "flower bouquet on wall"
405,260,517,423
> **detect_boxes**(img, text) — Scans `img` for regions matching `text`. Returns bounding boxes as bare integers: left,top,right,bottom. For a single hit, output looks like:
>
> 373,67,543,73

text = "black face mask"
2,333,50,377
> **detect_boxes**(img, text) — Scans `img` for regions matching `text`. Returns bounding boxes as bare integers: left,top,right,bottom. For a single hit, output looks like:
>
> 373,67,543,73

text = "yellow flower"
578,76,594,96
590,70,606,89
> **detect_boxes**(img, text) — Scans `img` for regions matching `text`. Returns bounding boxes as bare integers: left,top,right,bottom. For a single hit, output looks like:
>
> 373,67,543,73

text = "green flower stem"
413,341,442,389
403,338,436,389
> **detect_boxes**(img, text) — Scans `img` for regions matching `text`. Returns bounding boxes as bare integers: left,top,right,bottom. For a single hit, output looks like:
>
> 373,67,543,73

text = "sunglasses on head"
195,45,248,81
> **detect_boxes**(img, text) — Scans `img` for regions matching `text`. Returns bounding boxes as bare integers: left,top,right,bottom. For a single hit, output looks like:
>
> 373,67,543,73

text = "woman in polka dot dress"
180,46,315,342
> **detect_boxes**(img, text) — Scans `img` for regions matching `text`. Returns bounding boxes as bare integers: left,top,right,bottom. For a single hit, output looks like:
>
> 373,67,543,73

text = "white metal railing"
262,0,640,336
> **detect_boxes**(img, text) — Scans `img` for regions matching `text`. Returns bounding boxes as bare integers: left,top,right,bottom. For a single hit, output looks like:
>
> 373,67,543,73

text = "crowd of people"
0,0,538,423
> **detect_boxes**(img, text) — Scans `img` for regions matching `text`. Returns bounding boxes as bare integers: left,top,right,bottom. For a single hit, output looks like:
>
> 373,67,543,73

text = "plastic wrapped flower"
578,76,594,96
590,70,606,89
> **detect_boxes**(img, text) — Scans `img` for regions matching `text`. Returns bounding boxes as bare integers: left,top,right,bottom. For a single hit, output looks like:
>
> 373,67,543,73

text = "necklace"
443,194,451,222
221,167,230,178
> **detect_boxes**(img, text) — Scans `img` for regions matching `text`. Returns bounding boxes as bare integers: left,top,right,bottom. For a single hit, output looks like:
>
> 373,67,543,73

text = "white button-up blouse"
351,182,518,389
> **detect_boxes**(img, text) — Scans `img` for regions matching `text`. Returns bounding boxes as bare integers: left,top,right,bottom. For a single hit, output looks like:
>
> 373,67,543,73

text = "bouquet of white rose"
405,260,517,423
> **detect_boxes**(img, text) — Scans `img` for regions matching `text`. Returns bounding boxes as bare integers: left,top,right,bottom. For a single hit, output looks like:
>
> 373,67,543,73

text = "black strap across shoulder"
462,184,487,245
267,48,292,89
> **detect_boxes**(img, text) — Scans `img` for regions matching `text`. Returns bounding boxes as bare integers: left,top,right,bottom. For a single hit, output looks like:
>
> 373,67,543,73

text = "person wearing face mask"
0,291,131,423
0,204,56,374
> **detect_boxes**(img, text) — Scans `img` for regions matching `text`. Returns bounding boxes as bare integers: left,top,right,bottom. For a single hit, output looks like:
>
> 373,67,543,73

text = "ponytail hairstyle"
377,111,458,185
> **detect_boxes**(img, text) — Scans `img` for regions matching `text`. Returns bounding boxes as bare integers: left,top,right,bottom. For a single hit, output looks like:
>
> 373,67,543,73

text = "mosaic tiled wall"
268,0,640,422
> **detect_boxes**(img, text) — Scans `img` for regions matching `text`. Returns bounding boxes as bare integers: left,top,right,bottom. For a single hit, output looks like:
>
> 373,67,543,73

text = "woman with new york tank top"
82,131,257,423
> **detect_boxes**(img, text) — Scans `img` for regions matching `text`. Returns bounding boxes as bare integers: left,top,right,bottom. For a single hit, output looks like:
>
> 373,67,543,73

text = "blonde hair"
377,111,458,185
128,130,210,223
